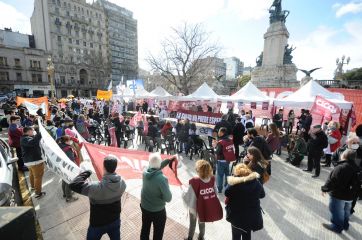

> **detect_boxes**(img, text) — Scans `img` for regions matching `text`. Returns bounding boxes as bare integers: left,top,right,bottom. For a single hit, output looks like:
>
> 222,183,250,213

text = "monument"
251,0,299,87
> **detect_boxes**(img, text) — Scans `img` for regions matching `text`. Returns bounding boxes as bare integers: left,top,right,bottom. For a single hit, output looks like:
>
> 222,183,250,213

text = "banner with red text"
175,109,222,125
168,100,221,113
84,143,181,186
310,96,341,118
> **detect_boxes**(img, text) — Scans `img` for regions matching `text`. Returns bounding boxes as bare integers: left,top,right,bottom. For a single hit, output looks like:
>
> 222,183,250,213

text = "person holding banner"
70,156,126,240
21,126,45,198
8,115,27,172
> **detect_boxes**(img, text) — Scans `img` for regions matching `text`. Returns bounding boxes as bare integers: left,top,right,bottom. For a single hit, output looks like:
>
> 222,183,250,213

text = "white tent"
179,82,220,101
225,81,271,103
150,86,172,98
273,80,352,109
119,86,156,98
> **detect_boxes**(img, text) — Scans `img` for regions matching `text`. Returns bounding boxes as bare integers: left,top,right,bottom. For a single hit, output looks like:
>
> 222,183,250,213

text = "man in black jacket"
304,125,328,178
70,156,126,240
20,126,45,198
233,117,245,159
245,128,272,161
321,149,361,233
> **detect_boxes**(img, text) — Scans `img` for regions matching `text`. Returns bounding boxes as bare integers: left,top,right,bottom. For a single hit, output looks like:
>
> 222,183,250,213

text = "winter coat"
141,159,172,212
248,136,272,160
307,130,328,156
328,129,342,153
332,145,362,167
213,120,232,136
232,122,245,145
45,125,57,140
266,133,280,153
75,120,90,139
70,171,126,227
20,133,43,166
215,135,232,161
59,142,76,162
8,124,23,148
321,159,360,201
225,172,265,231
161,123,173,137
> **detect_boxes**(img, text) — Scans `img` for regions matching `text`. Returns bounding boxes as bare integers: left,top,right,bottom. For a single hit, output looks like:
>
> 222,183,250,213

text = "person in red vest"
8,115,27,171
225,163,265,240
214,127,236,193
183,160,223,240
322,121,342,167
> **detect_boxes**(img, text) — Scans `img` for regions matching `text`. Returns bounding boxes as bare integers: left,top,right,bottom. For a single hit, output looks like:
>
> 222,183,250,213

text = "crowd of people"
1,96,361,239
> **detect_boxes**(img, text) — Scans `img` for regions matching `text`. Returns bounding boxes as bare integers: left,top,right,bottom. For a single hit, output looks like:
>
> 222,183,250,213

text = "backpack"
218,139,236,162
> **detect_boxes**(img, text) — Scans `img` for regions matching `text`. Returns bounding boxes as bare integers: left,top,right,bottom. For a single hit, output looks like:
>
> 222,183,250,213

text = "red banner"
168,100,222,113
262,102,269,110
250,102,256,109
310,96,340,118
84,143,181,186
175,109,222,125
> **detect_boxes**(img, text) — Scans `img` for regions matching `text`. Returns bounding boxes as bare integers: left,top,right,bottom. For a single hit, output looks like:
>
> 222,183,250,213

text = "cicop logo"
200,187,215,195
316,98,339,114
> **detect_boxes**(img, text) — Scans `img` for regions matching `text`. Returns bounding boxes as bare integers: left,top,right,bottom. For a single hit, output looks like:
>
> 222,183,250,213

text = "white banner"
38,119,81,183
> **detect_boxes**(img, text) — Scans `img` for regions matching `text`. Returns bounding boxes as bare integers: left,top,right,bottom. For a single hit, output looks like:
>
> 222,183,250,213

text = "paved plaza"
21,138,362,240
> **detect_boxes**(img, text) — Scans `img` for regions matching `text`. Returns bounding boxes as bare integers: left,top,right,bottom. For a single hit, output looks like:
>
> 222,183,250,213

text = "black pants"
307,152,321,176
115,132,122,148
231,225,251,240
234,142,240,159
15,147,25,169
140,206,166,240
324,154,332,166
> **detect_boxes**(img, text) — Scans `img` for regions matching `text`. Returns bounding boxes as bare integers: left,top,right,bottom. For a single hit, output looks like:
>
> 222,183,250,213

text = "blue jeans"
87,218,120,240
216,161,230,192
329,196,352,232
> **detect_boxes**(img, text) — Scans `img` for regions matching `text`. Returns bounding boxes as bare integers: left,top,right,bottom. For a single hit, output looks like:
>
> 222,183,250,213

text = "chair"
155,137,168,154
260,118,270,131
164,134,177,155
120,128,135,148
144,136,155,152
188,136,204,160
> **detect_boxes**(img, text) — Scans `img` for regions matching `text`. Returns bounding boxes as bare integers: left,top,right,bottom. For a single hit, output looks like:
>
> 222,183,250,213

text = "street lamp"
47,56,55,99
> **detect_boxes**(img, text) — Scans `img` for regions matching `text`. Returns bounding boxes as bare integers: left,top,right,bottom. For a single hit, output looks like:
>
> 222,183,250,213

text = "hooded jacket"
20,133,43,166
141,159,172,212
224,172,265,231
70,171,127,227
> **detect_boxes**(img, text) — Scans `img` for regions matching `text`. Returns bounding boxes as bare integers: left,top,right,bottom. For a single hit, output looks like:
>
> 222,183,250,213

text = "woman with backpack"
225,163,265,240
57,135,79,202
183,160,223,240
243,146,269,184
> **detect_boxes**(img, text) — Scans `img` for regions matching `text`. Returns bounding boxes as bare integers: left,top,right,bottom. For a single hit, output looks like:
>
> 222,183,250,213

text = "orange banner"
16,96,49,118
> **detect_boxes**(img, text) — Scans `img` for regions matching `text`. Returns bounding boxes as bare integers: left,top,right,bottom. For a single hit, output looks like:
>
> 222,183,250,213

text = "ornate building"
31,0,110,97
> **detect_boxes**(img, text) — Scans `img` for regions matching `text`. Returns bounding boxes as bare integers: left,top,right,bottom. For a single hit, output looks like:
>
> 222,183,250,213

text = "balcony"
14,65,22,69
29,66,43,72
0,64,10,69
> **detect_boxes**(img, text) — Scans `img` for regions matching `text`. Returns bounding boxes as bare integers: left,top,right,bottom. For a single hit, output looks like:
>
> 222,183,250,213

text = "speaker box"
0,207,37,240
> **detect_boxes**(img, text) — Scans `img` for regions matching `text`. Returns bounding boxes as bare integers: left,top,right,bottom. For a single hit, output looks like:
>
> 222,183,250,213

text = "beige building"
0,28,50,96
31,0,110,97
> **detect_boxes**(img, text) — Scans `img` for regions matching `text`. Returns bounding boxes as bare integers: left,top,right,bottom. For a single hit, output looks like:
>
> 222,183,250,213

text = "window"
56,25,61,33
76,48,80,54
57,36,61,42
90,42,93,48
98,44,101,50
66,11,70,16
16,72,22,81
55,7,59,14
87,10,89,16
83,41,86,47
0,72,9,81
30,60,41,69
68,38,72,44
14,58,20,67
76,40,79,45
60,76,65,84
68,46,73,52
82,32,86,38
75,31,79,37
0,57,8,66
89,18,92,23
31,74,42,83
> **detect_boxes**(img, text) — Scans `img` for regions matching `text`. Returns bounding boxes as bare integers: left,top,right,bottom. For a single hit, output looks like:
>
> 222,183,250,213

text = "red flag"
84,143,181,186
310,96,340,118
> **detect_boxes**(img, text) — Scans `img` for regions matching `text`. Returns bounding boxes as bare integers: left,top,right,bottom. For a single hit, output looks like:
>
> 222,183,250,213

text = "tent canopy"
119,86,156,98
274,80,352,109
179,82,220,101
150,86,172,98
225,81,270,103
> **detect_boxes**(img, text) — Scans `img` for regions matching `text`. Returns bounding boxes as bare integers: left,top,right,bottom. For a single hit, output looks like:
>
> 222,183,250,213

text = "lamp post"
47,56,55,99
335,55,350,80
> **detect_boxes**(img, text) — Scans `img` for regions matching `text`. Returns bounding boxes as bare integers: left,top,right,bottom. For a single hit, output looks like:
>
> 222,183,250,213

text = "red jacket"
329,129,342,153
189,176,223,222
8,124,23,148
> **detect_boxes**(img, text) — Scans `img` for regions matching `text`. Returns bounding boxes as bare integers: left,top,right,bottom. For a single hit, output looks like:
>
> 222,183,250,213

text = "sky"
0,0,362,80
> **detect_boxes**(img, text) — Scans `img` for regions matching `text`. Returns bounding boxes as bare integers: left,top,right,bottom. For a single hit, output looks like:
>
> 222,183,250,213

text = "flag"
96,89,113,100
311,96,340,118
107,79,112,91
16,96,49,117
84,143,181,186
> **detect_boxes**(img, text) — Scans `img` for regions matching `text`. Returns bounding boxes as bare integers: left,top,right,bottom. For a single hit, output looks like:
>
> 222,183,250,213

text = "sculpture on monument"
256,52,263,67
298,67,322,86
269,0,290,23
334,55,350,80
283,44,296,64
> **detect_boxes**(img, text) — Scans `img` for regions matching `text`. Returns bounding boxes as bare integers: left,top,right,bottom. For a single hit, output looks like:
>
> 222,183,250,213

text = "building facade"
224,57,244,80
99,0,138,87
31,0,110,97
0,28,50,96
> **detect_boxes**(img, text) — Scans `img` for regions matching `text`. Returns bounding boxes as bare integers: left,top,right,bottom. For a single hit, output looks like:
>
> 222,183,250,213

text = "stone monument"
251,0,299,87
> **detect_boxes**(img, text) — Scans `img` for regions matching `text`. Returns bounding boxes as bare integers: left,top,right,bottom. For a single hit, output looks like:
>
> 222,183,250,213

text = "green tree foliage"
238,75,251,87
342,67,362,80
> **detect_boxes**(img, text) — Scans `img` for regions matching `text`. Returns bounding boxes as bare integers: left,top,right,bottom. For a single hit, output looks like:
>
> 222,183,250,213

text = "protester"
232,117,246,159
70,156,126,240
266,123,280,154
225,163,265,240
111,113,124,148
303,110,313,142
321,149,361,233
286,132,307,167
286,110,295,134
20,126,45,198
244,128,272,161
272,109,284,130
22,114,35,127
304,125,328,178
140,153,176,240
183,160,223,240
214,127,236,193
45,120,57,140
296,109,306,135
161,121,173,137
8,115,27,171
243,146,269,184
58,135,79,202
76,114,91,140
213,115,232,138
322,121,342,167
244,114,254,130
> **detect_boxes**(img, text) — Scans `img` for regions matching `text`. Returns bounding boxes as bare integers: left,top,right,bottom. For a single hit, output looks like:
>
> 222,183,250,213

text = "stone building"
0,28,50,96
99,0,138,87
31,0,110,97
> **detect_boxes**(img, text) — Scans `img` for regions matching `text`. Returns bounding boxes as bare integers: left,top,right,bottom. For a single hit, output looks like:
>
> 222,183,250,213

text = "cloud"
333,1,362,17
290,20,362,80
0,1,31,34
226,0,270,21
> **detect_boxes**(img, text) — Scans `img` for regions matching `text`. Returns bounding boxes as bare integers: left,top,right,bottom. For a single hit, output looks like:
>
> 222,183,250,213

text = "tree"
238,75,251,88
147,23,220,95
342,67,362,81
